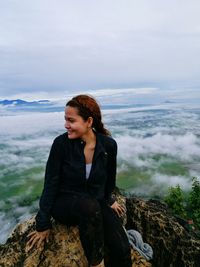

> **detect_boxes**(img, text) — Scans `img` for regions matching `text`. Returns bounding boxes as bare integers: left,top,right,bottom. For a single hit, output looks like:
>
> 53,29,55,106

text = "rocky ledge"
126,197,200,267
0,196,200,267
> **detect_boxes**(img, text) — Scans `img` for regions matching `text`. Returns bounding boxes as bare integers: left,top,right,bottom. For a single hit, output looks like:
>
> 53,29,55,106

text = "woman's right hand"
111,201,125,217
26,229,50,252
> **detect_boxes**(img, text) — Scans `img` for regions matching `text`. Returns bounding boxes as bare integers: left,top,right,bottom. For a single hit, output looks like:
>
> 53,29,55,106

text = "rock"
0,217,88,267
126,197,200,267
2,195,199,267
0,195,152,267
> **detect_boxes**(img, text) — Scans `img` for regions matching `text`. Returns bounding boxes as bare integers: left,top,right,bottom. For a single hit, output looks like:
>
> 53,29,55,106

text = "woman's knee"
75,196,102,220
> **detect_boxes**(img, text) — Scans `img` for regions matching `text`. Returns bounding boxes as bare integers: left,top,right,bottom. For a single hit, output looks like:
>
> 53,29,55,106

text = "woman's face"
64,106,92,139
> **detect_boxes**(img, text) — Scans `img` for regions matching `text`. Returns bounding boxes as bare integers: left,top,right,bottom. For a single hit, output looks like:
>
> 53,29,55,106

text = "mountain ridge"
0,99,50,106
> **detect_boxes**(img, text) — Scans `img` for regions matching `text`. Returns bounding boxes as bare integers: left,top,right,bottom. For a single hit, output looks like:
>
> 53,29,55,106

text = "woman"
27,95,132,267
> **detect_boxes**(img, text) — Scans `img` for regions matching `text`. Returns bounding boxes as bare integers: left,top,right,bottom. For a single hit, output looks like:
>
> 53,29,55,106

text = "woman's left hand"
111,201,125,217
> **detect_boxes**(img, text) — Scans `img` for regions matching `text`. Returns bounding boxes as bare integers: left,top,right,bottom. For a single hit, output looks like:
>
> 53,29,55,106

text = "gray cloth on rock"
126,229,153,260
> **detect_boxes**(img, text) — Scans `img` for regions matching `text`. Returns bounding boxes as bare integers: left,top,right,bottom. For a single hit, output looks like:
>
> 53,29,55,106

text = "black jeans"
51,193,132,267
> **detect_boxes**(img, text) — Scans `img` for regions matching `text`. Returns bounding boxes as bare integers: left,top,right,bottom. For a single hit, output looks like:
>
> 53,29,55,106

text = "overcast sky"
0,0,200,101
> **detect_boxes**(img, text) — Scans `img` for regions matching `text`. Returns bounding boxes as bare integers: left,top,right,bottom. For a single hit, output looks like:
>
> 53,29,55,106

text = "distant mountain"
163,100,175,104
0,99,50,106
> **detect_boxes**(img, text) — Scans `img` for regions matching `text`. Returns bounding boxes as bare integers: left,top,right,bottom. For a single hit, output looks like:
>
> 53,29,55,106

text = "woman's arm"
27,137,64,250
36,137,63,231
104,138,117,205
105,138,125,216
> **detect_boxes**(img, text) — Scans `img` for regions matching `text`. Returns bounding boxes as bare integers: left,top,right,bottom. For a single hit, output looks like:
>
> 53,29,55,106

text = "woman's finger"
46,232,49,243
111,201,127,217
27,235,35,247
117,204,126,213
36,237,42,248
27,231,36,238
27,232,37,247
116,206,123,213
37,233,49,248
116,209,121,217
27,233,43,250
27,232,38,244
115,205,126,216
120,205,126,212
27,234,40,250
114,207,121,217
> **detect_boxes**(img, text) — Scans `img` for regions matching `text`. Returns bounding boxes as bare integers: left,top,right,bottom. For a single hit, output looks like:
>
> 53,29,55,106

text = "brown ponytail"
66,95,111,136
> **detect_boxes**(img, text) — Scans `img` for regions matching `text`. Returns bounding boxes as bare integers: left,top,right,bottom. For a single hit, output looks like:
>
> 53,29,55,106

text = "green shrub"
164,184,186,218
164,177,200,230
188,177,200,228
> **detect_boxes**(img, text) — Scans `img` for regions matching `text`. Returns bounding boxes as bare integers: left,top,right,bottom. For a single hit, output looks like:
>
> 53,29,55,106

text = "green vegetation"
164,184,186,217
164,177,200,230
158,161,188,176
188,178,200,228
116,165,151,191
0,166,44,216
0,166,44,200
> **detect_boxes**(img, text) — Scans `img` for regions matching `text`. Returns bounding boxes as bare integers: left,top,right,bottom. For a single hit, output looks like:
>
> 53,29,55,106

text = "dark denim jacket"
36,132,117,231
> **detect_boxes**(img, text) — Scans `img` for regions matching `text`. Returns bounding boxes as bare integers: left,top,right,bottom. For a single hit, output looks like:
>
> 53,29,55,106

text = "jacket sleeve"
36,137,63,231
105,138,117,205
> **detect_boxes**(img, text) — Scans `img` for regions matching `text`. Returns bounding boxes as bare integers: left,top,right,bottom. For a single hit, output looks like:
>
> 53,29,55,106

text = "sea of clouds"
0,101,200,243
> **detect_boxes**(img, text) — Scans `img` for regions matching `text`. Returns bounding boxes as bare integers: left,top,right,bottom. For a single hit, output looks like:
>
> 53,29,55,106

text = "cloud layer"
0,100,200,242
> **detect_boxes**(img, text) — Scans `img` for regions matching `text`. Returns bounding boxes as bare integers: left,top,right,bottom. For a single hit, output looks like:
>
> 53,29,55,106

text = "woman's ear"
87,116,93,128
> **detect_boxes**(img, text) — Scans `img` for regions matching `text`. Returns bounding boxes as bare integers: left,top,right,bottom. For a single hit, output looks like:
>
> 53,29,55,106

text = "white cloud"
0,0,200,97
0,111,64,135
152,173,191,191
4,87,158,102
88,87,158,97
116,132,200,164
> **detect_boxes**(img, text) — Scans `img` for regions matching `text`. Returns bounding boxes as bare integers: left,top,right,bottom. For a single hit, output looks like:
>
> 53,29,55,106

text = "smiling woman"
26,94,132,267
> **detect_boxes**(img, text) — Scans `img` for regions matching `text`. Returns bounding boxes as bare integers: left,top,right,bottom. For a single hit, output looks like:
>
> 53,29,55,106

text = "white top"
86,163,92,179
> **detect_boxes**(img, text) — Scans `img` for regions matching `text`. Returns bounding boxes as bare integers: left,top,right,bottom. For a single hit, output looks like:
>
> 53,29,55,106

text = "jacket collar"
75,132,106,161
93,132,106,161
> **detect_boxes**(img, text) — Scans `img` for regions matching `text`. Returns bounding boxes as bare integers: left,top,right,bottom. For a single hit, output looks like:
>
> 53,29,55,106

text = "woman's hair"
66,94,110,136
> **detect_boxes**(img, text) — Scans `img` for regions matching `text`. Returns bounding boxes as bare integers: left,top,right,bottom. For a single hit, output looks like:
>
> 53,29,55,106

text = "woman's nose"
65,121,69,129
